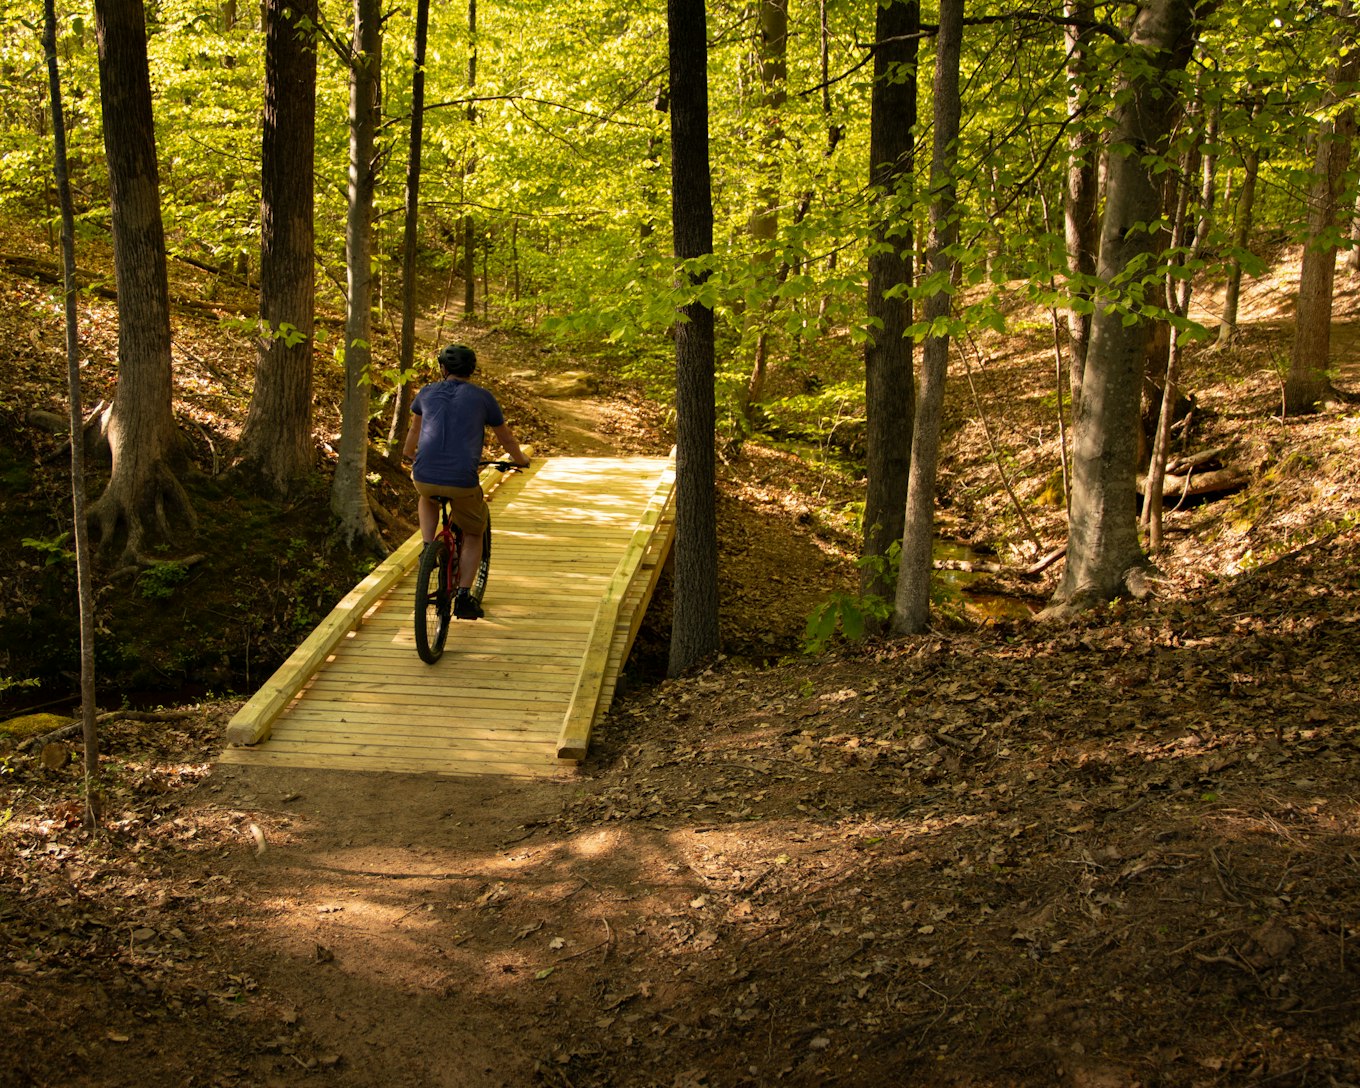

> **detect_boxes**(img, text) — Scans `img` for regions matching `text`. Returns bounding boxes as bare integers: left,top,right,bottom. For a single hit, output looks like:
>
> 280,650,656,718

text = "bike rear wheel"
469,517,492,606
414,538,453,663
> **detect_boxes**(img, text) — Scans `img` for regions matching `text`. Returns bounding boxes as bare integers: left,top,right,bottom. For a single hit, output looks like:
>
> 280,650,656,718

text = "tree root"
89,459,197,566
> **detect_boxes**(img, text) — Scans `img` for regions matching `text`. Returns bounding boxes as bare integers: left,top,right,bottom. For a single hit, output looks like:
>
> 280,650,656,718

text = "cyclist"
401,343,530,620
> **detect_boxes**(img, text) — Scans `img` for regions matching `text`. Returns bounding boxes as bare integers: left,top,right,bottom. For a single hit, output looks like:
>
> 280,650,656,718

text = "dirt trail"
206,763,584,1086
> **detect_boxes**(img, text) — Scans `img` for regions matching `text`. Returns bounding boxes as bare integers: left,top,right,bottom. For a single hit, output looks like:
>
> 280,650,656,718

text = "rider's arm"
492,423,530,468
401,414,420,461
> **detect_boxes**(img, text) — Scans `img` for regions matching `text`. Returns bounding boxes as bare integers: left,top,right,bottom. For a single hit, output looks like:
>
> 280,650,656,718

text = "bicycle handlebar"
479,460,529,471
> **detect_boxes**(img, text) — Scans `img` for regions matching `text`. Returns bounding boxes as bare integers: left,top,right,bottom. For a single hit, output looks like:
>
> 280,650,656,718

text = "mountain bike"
414,462,520,664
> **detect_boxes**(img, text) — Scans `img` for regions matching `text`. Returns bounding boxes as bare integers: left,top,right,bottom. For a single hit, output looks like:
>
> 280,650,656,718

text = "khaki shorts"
413,479,490,535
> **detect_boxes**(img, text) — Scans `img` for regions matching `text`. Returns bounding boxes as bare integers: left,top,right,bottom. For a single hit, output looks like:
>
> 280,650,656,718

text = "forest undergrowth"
2,236,1360,1086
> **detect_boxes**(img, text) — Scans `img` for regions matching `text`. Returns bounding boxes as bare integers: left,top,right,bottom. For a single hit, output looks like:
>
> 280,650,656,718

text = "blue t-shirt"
411,379,506,488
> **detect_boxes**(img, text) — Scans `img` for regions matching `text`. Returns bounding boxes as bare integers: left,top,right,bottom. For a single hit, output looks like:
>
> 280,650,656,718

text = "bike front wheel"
414,538,452,663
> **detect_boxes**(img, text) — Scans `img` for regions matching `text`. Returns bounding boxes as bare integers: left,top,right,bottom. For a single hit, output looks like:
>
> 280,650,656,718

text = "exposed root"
88,459,197,566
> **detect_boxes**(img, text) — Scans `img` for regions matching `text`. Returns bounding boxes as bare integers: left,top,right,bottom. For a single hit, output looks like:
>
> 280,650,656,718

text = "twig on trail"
393,902,430,926
931,730,972,753
541,937,612,969
1169,927,1247,957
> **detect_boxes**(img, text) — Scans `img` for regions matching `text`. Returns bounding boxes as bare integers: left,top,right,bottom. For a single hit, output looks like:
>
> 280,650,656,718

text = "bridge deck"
218,456,675,777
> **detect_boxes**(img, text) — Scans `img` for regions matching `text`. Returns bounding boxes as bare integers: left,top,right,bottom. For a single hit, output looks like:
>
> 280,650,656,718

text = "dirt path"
206,764,586,1086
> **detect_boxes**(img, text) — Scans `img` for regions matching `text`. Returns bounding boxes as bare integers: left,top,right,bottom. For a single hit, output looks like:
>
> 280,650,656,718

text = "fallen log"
1137,466,1248,499
1166,445,1231,476
16,709,197,752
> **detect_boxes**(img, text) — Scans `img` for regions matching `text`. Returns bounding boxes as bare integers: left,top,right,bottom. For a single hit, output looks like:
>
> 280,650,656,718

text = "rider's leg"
417,494,440,543
457,531,484,588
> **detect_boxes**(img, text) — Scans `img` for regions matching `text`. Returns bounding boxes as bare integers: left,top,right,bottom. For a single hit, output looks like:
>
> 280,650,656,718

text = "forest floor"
2,242,1360,1088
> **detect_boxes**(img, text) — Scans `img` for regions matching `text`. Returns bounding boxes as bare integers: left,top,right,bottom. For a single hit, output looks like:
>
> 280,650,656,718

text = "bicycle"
413,462,521,664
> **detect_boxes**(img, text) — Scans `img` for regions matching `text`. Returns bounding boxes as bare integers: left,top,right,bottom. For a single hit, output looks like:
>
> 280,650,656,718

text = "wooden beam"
556,461,675,760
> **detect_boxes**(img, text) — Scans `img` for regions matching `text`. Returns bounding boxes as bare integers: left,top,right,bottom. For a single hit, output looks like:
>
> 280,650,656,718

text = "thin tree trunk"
861,0,918,604
893,0,962,636
1217,100,1261,348
667,0,720,676
387,0,430,466
1349,185,1360,274
741,0,787,418
237,0,316,495
44,0,100,825
462,0,477,321
1063,0,1099,414
1050,0,1198,614
1145,91,1218,550
330,0,383,552
1287,8,1359,414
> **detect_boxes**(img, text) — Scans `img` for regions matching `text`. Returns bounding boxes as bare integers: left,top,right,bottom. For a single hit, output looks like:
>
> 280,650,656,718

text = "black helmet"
438,343,476,377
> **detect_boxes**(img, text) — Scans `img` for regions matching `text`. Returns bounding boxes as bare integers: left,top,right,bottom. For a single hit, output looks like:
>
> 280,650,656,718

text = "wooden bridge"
218,456,675,777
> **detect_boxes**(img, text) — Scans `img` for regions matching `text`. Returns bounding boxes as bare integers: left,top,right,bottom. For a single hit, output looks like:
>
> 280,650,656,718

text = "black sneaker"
453,589,483,620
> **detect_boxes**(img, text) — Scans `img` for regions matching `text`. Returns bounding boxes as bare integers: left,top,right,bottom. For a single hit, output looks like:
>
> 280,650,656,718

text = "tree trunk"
1217,101,1261,349
386,0,430,466
667,0,720,676
462,0,478,321
237,0,316,496
44,0,101,825
330,0,384,552
89,0,193,564
861,0,918,604
1145,89,1218,551
1286,9,1359,414
892,0,961,635
740,0,787,417
1063,0,1099,413
1049,0,1198,614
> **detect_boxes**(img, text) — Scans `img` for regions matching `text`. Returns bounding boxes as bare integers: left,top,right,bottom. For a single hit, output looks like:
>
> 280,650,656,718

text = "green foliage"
803,590,886,655
137,560,192,600
0,675,40,694
21,532,73,567
803,544,898,654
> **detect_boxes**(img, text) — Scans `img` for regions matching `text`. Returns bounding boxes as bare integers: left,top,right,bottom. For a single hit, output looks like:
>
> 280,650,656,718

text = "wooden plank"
264,729,560,756
301,679,575,705
271,704,564,728
272,720,561,742
218,748,564,778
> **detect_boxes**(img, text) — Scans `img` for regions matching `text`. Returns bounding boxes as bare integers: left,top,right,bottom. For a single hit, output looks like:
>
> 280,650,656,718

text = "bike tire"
469,517,492,605
414,538,453,664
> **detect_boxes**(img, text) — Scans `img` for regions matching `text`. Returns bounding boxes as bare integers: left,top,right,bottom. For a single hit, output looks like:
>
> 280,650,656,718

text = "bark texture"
1063,0,1099,412
90,0,193,563
667,0,720,676
330,0,383,551
861,0,918,604
741,0,788,415
1051,0,1197,613
1287,12,1360,414
386,0,430,465
45,0,101,822
237,0,317,496
892,0,961,635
